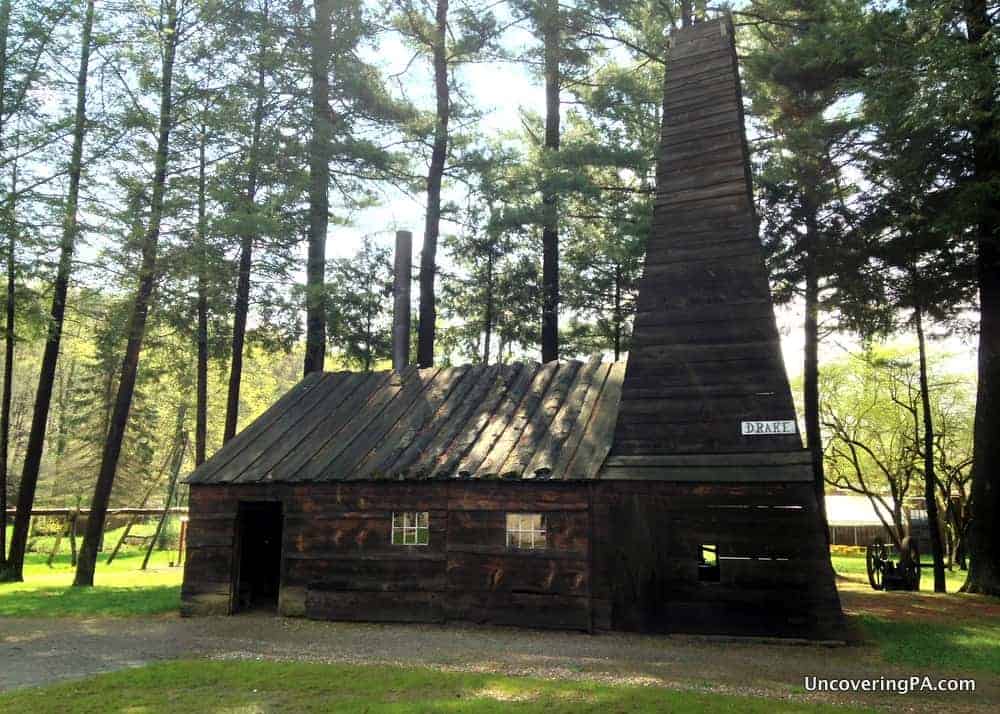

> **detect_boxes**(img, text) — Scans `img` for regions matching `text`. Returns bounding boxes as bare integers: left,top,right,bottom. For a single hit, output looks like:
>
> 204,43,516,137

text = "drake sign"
741,420,797,436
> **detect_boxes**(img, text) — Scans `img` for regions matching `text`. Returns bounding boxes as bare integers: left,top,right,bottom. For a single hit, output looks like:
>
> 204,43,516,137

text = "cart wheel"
866,540,886,591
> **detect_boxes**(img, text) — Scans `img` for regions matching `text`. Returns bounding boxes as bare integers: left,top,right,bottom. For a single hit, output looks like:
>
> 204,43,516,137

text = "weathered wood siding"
180,486,240,615
184,478,842,638
182,482,593,630
591,480,842,638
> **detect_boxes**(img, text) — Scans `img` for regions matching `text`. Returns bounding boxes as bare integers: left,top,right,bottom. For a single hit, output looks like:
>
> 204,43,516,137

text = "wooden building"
182,16,844,638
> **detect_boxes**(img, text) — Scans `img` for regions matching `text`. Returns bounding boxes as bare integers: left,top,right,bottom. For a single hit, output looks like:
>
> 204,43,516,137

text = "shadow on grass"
0,584,179,618
0,660,870,714
858,615,1000,675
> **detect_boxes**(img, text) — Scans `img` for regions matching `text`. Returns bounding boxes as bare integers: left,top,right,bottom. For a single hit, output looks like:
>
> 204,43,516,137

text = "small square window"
506,513,546,550
698,544,720,582
392,511,429,545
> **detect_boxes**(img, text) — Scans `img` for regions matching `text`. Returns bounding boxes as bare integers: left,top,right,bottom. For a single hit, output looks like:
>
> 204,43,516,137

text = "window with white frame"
391,511,429,545
506,513,546,550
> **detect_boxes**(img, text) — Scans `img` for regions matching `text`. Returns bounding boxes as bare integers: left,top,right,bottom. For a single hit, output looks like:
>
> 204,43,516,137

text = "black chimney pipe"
392,230,412,371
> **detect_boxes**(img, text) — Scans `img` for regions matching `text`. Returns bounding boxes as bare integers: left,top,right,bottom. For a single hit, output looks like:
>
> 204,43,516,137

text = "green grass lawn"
831,555,1000,675
830,554,967,593
856,615,1000,675
0,550,182,617
0,660,872,714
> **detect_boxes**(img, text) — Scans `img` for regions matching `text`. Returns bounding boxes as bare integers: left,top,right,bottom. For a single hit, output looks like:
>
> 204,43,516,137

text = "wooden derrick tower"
597,16,844,638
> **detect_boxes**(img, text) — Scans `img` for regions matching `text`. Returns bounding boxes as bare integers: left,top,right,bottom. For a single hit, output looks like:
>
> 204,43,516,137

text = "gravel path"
2,613,996,711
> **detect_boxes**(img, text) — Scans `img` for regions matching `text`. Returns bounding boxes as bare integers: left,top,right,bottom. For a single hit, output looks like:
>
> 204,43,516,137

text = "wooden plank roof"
188,359,625,485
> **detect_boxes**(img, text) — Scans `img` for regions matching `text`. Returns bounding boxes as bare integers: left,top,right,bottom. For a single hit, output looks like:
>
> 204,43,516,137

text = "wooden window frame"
506,513,546,551
391,511,429,546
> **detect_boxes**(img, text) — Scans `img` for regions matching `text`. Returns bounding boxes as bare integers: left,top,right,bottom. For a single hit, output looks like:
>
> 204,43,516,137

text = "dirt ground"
838,578,1000,624
2,595,997,713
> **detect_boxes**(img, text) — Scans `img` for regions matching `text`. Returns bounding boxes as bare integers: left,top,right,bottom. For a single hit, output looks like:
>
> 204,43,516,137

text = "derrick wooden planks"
611,16,800,457
591,480,843,638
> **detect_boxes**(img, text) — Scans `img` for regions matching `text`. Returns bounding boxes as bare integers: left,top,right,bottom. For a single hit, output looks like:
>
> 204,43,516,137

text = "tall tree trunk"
963,0,1000,596
0,0,12,568
225,4,268,441
482,241,494,365
802,210,827,521
540,0,560,363
53,359,74,502
681,0,692,27
195,119,208,466
0,198,11,569
74,0,178,587
2,171,15,570
4,0,94,581
915,302,947,592
613,263,622,362
304,0,332,376
417,0,450,368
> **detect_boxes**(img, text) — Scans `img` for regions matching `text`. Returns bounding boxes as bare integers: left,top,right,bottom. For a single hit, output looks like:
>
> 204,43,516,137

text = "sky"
335,20,545,259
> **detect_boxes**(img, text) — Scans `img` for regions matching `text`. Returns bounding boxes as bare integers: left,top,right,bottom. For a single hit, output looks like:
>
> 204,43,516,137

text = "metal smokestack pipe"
392,230,412,371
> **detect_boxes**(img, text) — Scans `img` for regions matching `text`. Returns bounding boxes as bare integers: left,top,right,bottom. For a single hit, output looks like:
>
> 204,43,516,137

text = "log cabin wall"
184,479,841,637
182,481,593,630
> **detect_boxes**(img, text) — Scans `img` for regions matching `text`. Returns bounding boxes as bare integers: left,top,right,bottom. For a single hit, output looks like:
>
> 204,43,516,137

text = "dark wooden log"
287,370,406,482
189,372,324,484
445,591,589,630
307,590,445,623
234,372,369,483
547,362,613,481
424,364,522,478
331,367,443,478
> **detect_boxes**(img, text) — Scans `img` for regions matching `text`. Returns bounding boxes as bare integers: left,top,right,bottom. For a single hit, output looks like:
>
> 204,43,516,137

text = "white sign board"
741,420,797,436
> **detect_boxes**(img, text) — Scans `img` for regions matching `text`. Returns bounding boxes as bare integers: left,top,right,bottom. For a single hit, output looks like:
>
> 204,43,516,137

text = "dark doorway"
234,501,283,613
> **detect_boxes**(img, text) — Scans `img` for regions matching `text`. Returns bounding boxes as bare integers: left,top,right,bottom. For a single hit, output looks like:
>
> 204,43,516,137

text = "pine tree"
742,0,868,515
304,0,334,376
75,0,183,587
3,0,94,581
222,0,276,443
302,0,413,376
391,0,500,368
326,237,393,371
850,0,1000,594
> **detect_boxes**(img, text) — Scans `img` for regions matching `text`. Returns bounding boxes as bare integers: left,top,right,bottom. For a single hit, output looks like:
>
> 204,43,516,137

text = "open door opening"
234,501,283,613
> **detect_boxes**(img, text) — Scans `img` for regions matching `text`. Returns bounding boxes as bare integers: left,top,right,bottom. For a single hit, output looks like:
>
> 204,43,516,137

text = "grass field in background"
0,660,873,714
3,517,183,559
0,551,182,617
830,554,967,593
